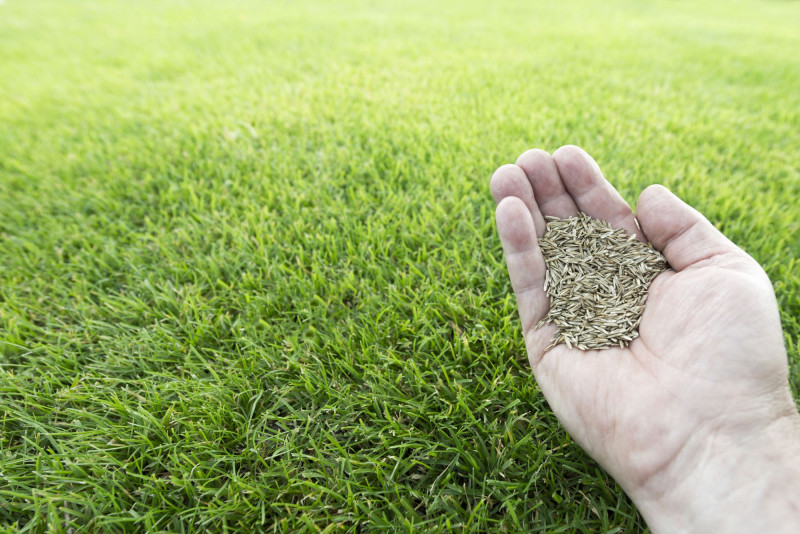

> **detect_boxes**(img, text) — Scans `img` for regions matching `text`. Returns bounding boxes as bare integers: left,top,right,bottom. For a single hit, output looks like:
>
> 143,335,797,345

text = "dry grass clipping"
537,213,668,351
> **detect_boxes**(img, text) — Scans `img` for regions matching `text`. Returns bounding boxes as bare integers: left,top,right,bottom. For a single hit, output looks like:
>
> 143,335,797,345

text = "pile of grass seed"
537,213,668,350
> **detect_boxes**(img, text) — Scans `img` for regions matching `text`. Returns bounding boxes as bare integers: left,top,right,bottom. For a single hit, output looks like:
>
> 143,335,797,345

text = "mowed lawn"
2,0,800,531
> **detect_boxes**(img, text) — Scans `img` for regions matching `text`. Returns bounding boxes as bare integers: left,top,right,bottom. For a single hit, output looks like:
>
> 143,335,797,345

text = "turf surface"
2,0,800,531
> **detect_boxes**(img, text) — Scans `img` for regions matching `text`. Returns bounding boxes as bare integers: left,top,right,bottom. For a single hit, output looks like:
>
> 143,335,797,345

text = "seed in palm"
537,213,668,351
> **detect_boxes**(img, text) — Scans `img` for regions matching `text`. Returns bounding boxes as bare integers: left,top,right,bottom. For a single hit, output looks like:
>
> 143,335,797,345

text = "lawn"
2,0,800,531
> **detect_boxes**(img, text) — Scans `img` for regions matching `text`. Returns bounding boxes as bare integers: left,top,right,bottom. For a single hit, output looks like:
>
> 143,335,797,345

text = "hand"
490,146,800,533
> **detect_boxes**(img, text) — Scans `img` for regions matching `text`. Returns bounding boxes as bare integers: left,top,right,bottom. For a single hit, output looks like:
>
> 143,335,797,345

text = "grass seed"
537,213,668,350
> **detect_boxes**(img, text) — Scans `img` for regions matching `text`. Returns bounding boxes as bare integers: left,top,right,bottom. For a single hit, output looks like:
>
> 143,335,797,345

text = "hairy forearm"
633,411,800,534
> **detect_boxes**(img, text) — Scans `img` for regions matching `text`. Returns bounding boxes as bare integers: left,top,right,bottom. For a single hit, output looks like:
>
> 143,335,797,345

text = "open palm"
490,146,795,512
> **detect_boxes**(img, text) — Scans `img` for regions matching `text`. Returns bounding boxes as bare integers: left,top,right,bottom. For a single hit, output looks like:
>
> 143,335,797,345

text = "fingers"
490,164,547,236
491,157,558,366
516,149,579,218
636,185,742,271
495,196,550,336
552,145,643,239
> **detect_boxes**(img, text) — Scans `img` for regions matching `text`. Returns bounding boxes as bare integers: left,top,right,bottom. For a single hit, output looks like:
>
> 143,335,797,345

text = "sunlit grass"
2,0,799,531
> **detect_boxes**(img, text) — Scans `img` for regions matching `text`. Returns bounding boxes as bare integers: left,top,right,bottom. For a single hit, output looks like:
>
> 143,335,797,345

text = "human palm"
490,146,795,507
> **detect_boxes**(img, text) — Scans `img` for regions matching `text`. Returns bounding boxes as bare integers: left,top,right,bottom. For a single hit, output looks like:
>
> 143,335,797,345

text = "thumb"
636,185,743,271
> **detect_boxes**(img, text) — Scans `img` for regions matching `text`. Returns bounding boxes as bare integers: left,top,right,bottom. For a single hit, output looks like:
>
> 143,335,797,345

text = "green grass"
2,0,800,531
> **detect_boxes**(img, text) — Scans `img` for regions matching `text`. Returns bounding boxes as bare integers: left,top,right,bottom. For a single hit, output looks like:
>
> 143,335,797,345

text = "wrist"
631,409,800,534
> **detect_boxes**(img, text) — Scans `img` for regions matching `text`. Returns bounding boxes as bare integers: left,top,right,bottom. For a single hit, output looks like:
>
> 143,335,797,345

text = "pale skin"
491,146,800,533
